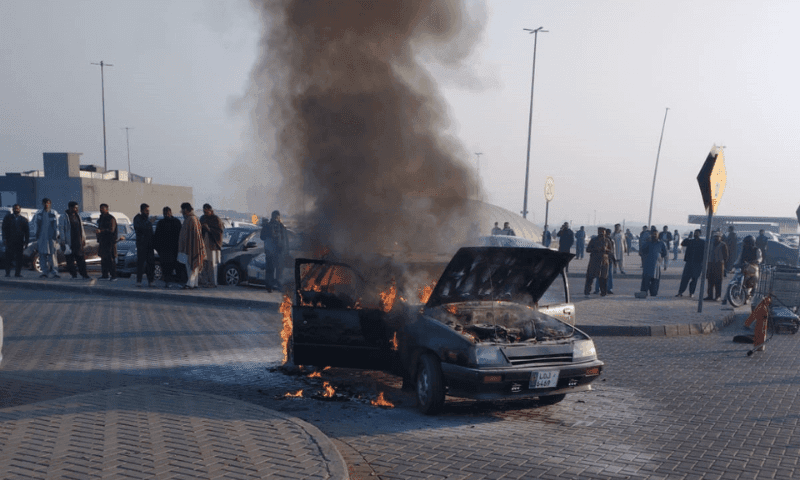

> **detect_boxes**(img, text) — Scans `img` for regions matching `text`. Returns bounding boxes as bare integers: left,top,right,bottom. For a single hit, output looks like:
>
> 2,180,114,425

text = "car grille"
501,345,573,367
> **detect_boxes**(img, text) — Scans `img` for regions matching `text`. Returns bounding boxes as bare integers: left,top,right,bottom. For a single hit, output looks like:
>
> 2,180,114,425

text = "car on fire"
291,245,604,414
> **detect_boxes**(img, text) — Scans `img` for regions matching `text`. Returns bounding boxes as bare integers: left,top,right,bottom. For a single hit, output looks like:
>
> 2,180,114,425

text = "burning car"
291,246,604,414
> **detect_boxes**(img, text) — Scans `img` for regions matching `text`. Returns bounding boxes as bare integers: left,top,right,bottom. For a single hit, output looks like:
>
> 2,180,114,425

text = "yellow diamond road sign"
697,146,727,214
544,177,555,202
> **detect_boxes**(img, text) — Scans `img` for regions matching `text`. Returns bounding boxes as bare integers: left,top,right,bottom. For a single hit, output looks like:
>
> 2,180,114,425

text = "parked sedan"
118,226,263,285
23,222,101,272
291,246,604,414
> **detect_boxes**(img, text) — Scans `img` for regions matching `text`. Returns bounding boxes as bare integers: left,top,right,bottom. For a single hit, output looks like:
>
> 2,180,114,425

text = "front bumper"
440,359,604,400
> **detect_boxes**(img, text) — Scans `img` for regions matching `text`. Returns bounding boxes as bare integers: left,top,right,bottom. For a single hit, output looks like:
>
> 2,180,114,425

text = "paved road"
2,287,799,479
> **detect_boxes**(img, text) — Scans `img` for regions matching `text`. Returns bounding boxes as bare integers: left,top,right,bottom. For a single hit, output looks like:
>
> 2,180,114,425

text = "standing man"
675,229,705,298
672,229,681,261
584,227,612,297
500,222,516,236
178,202,205,289
199,204,224,287
639,230,667,297
557,222,574,272
490,222,501,236
575,226,586,259
658,226,673,270
624,228,633,256
95,204,118,281
154,207,182,288
133,203,155,287
58,201,91,280
723,226,737,274
612,224,626,274
704,233,729,301
542,225,551,247
261,210,289,292
33,198,60,278
756,229,769,259
2,204,30,277
638,226,649,267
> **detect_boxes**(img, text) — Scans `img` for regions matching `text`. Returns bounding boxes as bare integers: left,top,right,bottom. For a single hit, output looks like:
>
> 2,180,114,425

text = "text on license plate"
529,370,559,389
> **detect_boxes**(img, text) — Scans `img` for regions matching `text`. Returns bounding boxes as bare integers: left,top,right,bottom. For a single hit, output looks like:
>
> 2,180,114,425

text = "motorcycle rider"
737,235,763,304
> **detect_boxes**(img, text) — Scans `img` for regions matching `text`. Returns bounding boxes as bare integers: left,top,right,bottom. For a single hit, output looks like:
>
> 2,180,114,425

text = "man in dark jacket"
199,204,224,287
95,203,118,280
261,210,289,291
756,229,769,258
556,222,574,271
723,226,737,274
676,229,705,297
2,204,30,277
575,226,586,259
133,203,155,287
154,206,182,288
704,232,729,301
584,227,612,296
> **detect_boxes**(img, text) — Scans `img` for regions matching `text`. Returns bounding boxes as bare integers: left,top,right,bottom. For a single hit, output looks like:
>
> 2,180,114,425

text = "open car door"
292,259,393,370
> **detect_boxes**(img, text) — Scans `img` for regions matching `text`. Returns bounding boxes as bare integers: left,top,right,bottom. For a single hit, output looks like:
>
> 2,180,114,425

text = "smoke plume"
243,0,484,265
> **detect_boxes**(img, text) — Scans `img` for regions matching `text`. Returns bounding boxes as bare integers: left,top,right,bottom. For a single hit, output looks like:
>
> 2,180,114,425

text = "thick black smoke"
246,0,484,264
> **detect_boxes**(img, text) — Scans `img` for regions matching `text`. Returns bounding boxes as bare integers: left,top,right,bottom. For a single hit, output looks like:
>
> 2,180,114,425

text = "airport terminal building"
0,153,192,219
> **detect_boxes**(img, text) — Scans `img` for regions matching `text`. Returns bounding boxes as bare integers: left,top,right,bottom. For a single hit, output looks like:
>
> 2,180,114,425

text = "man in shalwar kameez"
178,202,205,289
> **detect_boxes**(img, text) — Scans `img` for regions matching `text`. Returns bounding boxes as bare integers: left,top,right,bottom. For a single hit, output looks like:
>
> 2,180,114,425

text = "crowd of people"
485,220,768,303
2,198,289,292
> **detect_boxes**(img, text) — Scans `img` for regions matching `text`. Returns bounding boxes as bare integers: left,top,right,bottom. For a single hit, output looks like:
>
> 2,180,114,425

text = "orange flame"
284,389,303,398
323,366,331,371
322,381,336,398
390,332,398,351
279,294,293,364
370,392,395,408
379,279,398,313
418,280,437,303
445,304,458,315
308,371,322,378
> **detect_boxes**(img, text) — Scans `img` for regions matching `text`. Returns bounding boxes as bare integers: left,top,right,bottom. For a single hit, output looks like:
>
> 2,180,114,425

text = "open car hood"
425,247,573,308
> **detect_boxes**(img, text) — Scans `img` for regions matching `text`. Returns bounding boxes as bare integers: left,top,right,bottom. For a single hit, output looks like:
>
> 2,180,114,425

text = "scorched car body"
291,246,604,414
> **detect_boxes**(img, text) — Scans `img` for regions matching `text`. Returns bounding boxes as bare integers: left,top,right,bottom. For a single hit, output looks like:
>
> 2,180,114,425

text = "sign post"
544,176,554,232
696,146,727,313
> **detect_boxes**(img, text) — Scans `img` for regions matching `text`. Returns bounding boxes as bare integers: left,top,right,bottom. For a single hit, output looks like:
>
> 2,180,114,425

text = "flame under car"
291,246,604,414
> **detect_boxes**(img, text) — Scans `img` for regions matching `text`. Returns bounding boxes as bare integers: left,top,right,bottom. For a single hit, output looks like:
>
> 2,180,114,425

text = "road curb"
0,277,282,310
577,310,740,337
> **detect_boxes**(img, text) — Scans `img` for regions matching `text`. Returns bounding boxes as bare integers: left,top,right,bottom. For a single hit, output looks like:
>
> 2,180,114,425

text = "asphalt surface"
0,257,783,479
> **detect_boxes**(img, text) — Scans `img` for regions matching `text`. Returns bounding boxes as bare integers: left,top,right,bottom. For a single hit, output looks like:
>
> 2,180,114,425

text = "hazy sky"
2,0,799,229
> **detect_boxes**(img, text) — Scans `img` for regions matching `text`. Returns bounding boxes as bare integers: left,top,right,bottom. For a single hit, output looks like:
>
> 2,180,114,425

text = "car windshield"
223,229,248,247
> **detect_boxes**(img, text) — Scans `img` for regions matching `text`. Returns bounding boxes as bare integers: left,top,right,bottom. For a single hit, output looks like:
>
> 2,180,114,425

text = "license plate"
529,370,559,389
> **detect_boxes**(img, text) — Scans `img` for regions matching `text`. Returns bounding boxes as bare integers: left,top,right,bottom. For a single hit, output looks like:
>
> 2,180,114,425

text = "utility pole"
521,26,547,219
647,107,669,226
91,61,113,172
121,127,134,174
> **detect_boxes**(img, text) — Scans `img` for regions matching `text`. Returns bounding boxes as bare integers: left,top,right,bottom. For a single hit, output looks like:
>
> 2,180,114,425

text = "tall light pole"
647,107,669,226
91,61,113,172
521,27,547,219
121,127,134,174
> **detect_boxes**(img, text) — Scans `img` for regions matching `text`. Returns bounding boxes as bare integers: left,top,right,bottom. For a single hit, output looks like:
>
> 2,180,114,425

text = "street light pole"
647,107,669,226
474,152,483,199
91,61,113,172
121,127,134,174
521,26,547,219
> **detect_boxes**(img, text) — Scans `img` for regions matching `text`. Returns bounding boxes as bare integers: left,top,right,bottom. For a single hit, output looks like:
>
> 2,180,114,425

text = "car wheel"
536,394,566,406
727,282,746,308
153,263,163,281
31,253,41,273
416,353,445,415
223,264,242,286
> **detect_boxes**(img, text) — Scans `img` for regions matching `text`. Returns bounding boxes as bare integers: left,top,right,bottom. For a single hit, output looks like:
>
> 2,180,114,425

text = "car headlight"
469,346,508,367
572,340,597,362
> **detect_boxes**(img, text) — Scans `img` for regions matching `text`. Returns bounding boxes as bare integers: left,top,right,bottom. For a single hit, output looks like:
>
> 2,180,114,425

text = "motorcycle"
724,268,747,307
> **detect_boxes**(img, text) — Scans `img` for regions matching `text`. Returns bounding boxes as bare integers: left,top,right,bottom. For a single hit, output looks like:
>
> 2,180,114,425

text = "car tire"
416,353,445,415
536,393,566,406
31,253,41,273
222,263,242,286
727,282,746,308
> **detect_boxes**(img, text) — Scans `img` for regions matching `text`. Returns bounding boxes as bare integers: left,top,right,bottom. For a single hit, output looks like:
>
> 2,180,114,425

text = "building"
0,153,192,219
687,214,799,236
